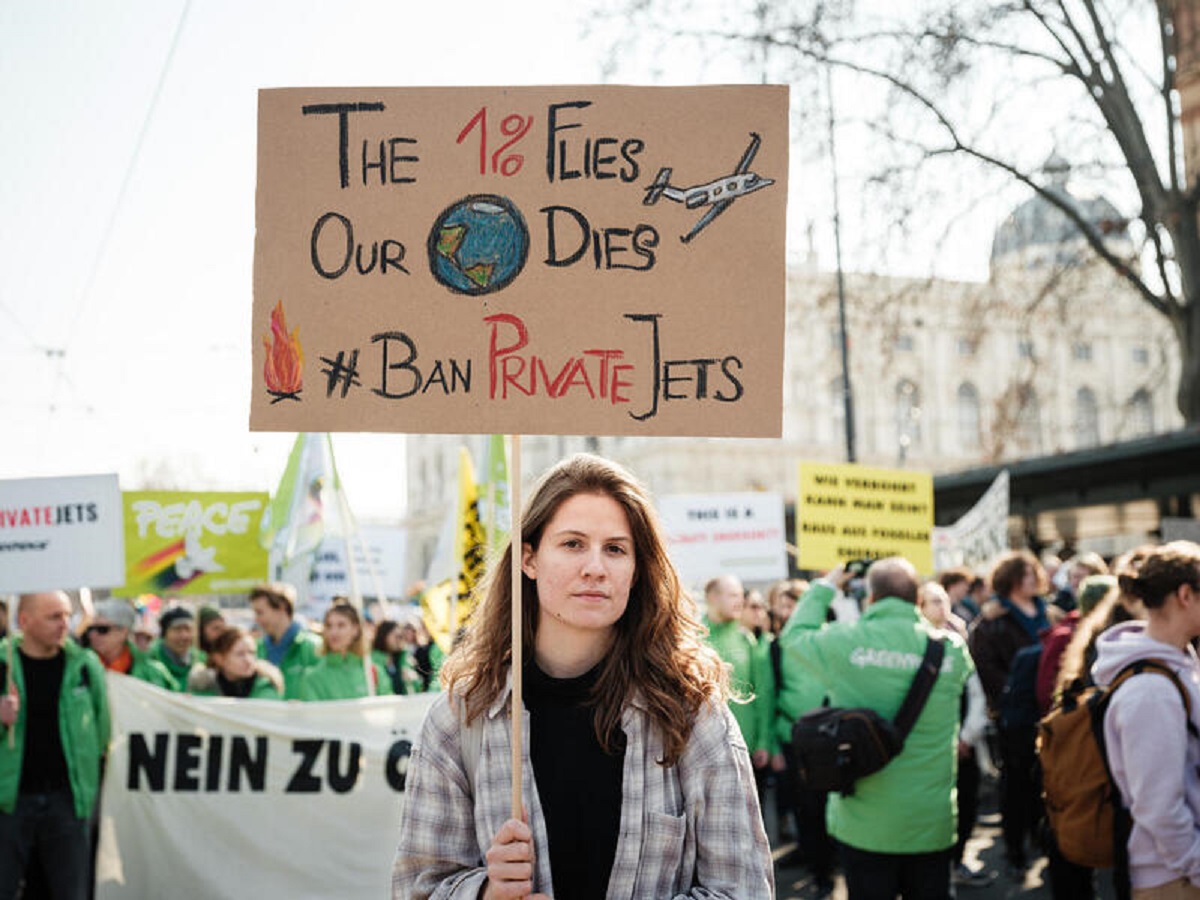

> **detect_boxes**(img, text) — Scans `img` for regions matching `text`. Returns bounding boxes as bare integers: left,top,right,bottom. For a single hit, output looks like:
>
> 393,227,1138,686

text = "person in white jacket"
1093,541,1200,899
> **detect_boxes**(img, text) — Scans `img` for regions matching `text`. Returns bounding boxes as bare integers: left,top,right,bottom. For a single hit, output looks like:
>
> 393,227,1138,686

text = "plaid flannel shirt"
392,672,774,899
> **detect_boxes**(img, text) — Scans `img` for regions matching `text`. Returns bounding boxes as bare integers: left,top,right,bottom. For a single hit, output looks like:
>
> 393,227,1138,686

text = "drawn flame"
263,300,303,395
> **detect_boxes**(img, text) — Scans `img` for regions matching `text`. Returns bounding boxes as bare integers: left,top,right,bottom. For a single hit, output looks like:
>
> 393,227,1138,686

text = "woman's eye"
606,544,627,555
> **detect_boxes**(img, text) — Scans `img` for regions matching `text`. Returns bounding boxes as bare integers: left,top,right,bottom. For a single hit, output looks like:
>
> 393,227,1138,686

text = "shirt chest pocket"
634,811,687,897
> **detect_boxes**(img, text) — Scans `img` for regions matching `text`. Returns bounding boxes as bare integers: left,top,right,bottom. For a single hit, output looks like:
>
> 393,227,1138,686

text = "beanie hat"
159,605,196,633
93,599,136,631
1078,574,1117,616
198,605,225,630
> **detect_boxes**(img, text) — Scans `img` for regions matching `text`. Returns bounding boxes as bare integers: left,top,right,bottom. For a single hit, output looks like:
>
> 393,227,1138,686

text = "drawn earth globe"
427,194,530,295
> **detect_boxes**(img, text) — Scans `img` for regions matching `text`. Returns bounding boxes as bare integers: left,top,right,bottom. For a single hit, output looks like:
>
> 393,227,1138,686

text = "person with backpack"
1091,541,1200,898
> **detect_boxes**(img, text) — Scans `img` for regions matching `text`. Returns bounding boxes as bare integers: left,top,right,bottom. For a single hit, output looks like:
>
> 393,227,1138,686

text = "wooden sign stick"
509,435,523,818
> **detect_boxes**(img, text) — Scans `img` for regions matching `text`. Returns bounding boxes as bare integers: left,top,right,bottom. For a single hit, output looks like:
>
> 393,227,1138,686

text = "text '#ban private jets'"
642,132,775,244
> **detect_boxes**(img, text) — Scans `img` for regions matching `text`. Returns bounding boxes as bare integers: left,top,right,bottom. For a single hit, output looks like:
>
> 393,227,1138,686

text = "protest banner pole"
509,434,522,818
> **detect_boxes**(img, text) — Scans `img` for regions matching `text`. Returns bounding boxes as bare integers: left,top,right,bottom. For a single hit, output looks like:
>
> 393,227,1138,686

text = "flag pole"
509,434,522,818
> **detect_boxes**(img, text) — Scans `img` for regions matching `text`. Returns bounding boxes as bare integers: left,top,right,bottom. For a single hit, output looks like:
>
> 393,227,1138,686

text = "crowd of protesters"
3,516,1200,898
0,580,446,898
699,540,1200,899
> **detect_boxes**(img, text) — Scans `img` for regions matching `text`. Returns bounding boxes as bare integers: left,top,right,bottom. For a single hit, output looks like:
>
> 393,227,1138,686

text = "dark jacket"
969,598,1047,715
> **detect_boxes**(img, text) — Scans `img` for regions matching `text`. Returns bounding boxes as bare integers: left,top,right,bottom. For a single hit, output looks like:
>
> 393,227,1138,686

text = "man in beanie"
250,583,319,700
87,600,178,691
151,605,204,690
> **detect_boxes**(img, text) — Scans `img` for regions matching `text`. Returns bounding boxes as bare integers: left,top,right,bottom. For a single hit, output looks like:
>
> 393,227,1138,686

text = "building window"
1130,389,1154,437
894,333,914,352
1132,346,1149,365
956,382,981,451
1017,339,1035,360
956,337,977,357
896,379,922,451
1072,342,1092,361
1073,387,1100,449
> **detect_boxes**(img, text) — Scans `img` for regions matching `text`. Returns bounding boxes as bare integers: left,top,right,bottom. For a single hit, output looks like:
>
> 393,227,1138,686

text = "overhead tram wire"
41,1,193,447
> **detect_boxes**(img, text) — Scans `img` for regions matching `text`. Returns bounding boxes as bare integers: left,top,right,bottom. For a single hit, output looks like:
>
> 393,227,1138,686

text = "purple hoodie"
1092,620,1200,889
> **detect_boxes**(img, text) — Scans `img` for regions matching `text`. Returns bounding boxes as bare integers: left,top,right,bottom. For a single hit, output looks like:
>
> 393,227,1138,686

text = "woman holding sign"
393,453,773,899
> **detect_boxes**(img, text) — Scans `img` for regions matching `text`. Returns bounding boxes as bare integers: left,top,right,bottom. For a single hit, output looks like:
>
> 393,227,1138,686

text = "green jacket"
298,653,393,701
257,627,321,700
127,643,179,691
149,639,205,691
0,638,111,818
779,581,973,853
703,618,776,755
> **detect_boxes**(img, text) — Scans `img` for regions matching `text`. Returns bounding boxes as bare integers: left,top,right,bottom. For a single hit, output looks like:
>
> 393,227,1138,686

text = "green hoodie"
150,639,205,691
0,637,111,818
298,652,393,701
257,626,321,700
127,643,179,692
703,618,776,755
779,581,973,854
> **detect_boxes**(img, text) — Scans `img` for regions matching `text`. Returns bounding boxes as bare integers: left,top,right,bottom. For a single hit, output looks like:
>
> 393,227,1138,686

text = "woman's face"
217,636,258,680
324,611,358,655
523,492,635,646
386,628,405,653
920,590,949,627
202,617,226,646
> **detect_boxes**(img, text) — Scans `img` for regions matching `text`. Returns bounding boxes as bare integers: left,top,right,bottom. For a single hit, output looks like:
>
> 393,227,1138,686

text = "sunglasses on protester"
88,623,120,635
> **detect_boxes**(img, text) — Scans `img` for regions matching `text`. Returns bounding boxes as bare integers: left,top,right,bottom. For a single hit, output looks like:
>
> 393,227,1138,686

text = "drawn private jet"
643,132,775,243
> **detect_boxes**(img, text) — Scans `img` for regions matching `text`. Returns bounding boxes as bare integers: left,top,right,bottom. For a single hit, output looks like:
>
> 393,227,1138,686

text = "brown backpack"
1037,659,1195,870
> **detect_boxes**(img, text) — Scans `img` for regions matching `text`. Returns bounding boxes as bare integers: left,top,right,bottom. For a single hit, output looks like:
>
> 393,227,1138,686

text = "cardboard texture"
252,85,788,437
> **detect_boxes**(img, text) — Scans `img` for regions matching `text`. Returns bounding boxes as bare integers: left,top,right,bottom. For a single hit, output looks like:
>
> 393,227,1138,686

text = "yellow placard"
796,462,934,574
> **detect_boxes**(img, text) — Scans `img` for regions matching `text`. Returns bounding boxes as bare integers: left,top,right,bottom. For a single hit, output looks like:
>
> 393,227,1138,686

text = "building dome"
990,153,1131,271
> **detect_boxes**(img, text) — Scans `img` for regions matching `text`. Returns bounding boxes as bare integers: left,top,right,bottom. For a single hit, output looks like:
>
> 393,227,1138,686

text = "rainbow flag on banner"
116,492,269,596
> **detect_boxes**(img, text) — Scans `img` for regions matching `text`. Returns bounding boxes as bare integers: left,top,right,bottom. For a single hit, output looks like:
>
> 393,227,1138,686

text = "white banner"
658,492,787,587
97,674,435,900
932,470,1010,573
0,473,124,593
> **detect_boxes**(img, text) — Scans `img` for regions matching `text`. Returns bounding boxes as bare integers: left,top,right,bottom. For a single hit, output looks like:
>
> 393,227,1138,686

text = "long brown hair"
441,453,729,767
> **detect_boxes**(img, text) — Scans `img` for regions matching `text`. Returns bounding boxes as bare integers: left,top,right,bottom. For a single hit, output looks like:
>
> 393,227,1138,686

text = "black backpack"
792,637,945,795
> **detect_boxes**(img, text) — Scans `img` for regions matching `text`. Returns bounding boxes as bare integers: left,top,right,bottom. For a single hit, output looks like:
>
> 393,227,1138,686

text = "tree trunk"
1177,304,1200,425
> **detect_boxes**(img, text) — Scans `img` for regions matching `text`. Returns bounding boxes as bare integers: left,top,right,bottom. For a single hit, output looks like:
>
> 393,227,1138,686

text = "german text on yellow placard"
796,462,933,573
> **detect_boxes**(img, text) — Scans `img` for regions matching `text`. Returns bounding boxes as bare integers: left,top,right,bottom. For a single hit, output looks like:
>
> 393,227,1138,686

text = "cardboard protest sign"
797,462,934,573
115,492,269,597
658,492,787,587
252,85,788,437
932,470,1009,572
0,474,124,593
96,674,435,899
